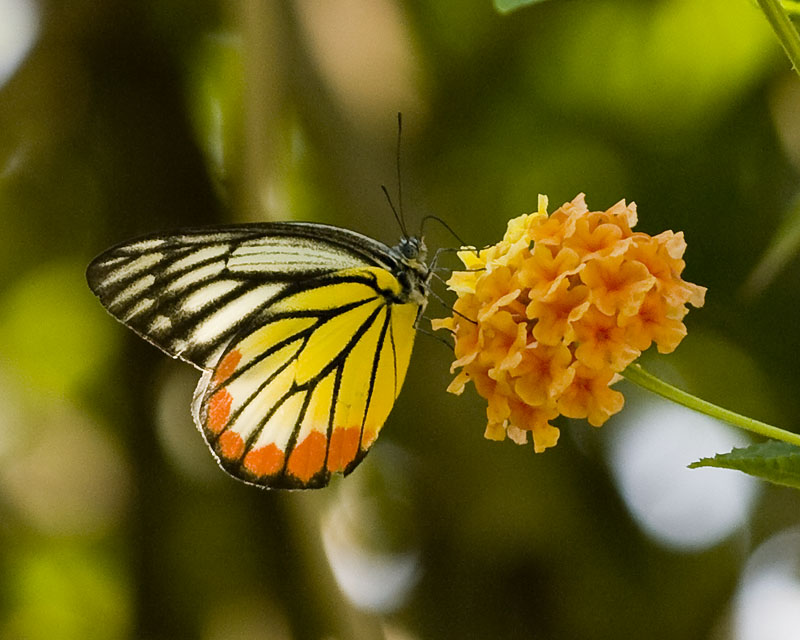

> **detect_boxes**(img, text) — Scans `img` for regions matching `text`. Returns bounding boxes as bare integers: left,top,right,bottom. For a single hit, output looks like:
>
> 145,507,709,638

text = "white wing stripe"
229,244,365,272
111,274,155,308
100,253,163,287
124,239,167,251
124,297,154,320
148,314,172,334
165,246,229,274
181,280,242,313
165,261,226,293
189,283,285,345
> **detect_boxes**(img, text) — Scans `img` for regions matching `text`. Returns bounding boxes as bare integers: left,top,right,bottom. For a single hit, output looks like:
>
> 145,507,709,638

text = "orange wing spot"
361,427,378,449
244,444,285,478
213,349,242,384
207,389,233,435
218,430,245,461
287,431,327,483
327,427,360,473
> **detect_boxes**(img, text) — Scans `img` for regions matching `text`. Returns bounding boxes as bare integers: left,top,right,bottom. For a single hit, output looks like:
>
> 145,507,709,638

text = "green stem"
622,363,800,447
757,0,800,76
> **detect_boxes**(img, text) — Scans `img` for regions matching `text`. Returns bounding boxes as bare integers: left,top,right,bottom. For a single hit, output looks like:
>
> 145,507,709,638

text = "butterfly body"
87,222,429,489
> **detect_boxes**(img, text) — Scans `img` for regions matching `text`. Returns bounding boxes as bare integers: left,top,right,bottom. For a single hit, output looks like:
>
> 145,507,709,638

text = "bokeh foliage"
1,1,800,638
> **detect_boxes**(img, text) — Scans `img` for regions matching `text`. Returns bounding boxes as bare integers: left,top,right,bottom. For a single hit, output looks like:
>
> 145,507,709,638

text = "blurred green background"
2,0,800,638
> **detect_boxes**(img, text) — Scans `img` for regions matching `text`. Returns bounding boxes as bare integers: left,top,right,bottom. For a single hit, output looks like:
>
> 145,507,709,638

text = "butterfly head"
391,235,430,305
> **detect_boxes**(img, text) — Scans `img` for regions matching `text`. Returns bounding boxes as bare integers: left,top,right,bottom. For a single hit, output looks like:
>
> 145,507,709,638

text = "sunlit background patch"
0,0,38,89
608,400,759,551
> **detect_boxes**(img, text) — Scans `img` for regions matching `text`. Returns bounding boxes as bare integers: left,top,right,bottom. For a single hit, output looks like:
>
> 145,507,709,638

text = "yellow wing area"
193,267,421,489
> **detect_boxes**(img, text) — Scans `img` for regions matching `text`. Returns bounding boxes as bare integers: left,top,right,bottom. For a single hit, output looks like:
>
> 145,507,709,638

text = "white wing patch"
165,245,229,274
180,280,242,313
149,314,172,334
125,297,154,320
111,274,155,308
125,238,167,252
165,261,226,294
229,238,368,274
188,283,284,346
101,253,163,288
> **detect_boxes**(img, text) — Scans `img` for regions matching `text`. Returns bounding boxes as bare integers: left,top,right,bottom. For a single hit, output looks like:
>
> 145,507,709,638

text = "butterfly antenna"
381,184,405,236
416,324,456,352
396,112,407,237
420,215,471,248
381,113,410,238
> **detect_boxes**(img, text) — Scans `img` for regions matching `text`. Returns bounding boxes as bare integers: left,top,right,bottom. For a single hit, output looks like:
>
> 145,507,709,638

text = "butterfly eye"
398,237,420,260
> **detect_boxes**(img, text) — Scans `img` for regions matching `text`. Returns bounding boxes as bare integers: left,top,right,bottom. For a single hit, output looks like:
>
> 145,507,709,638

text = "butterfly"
86,222,431,489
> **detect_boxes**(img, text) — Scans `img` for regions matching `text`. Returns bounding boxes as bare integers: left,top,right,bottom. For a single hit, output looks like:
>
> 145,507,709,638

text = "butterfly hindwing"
193,267,420,489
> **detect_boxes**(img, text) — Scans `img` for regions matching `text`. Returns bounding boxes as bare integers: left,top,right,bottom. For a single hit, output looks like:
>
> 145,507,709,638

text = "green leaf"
493,0,549,15
689,441,800,489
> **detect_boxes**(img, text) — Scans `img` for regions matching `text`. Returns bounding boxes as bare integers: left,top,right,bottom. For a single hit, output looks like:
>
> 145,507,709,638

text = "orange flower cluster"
433,194,706,452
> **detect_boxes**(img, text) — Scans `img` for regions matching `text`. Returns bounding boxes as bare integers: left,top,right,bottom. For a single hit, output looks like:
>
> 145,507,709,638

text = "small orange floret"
436,193,706,451
557,364,624,427
511,343,574,407
580,255,655,317
528,280,590,346
572,306,640,371
517,245,582,300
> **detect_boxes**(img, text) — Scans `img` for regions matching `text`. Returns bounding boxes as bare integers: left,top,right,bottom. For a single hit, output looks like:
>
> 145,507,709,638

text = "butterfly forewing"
195,267,420,489
86,223,399,369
